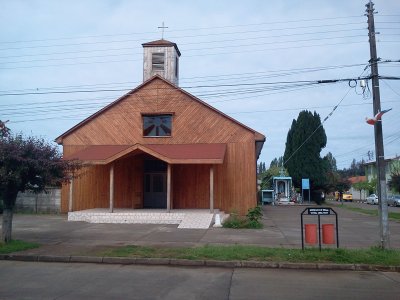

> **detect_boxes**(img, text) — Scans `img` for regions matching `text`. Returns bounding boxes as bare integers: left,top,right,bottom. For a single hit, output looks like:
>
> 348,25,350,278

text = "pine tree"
283,110,328,189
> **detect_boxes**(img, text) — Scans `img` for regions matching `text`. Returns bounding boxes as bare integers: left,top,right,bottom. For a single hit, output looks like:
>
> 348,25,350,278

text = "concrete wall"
15,188,61,213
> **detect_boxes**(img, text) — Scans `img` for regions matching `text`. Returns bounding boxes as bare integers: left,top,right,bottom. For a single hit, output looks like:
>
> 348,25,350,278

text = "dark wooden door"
143,172,167,208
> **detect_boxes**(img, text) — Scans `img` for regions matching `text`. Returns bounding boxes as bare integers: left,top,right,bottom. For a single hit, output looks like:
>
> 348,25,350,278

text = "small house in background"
55,39,265,221
348,175,367,201
364,156,400,195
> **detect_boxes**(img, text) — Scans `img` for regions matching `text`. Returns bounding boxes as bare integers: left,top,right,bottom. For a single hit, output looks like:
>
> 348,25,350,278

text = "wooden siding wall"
172,164,210,209
61,155,144,212
113,155,143,209
61,165,109,212
143,46,179,85
60,78,259,215
215,142,257,215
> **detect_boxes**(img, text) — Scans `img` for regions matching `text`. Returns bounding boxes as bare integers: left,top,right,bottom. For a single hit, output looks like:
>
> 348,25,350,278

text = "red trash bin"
322,224,335,244
304,224,317,244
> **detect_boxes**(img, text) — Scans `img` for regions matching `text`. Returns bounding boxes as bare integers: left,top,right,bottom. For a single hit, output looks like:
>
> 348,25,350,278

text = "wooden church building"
56,39,265,217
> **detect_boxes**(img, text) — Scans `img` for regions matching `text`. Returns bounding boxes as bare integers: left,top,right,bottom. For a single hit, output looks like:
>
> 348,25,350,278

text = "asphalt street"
1,261,399,300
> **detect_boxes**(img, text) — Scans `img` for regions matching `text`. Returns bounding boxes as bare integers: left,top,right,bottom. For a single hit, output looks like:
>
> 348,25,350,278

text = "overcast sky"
1,0,399,168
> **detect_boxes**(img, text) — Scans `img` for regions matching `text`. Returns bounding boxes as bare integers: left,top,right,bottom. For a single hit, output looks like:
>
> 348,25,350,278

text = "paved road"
1,261,399,300
330,199,400,212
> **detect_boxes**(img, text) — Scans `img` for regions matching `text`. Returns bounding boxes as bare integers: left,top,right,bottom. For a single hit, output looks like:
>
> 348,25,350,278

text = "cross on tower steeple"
158,22,168,39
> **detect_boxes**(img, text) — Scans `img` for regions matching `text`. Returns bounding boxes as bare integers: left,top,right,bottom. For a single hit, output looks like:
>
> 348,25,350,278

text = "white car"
387,195,400,207
366,194,378,205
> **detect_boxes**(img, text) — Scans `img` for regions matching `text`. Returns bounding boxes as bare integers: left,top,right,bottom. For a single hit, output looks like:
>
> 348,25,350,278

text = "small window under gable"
143,114,172,137
152,52,165,71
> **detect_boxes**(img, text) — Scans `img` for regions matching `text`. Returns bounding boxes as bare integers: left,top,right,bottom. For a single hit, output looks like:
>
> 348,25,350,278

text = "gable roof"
55,75,265,144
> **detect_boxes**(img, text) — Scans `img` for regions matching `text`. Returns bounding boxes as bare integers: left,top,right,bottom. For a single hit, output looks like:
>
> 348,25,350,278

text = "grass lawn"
335,205,400,221
0,240,39,254
98,245,400,266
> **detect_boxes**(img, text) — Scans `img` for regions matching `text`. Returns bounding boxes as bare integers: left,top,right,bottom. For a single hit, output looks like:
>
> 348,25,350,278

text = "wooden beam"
167,164,171,212
109,164,114,213
210,165,214,213
68,177,74,212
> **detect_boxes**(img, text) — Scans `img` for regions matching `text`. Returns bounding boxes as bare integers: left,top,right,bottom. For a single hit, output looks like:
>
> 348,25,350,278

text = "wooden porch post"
109,163,114,213
68,177,74,212
167,164,171,212
210,165,214,213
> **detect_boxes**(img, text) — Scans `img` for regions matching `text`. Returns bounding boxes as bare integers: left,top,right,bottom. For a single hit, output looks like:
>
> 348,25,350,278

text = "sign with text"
302,178,310,190
307,208,332,215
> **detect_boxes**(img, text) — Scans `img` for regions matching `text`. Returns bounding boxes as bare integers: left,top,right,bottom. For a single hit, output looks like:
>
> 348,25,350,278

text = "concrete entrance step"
67,209,219,228
178,213,214,229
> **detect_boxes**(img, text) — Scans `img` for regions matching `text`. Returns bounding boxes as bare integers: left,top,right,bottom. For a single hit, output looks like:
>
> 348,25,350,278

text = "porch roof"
64,143,226,165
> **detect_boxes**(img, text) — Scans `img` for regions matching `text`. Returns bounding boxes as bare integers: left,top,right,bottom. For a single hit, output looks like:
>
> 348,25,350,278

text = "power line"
0,62,368,96
0,40,369,70
0,16,366,45
0,76,370,97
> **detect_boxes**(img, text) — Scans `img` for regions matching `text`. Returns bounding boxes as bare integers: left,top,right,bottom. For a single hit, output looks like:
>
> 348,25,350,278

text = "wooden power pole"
366,1,390,249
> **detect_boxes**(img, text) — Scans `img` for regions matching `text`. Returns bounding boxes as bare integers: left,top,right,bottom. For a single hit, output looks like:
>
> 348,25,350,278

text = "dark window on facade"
152,53,165,71
143,114,172,137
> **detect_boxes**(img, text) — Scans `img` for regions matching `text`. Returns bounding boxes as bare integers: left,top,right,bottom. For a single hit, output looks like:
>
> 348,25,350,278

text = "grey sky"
0,0,399,168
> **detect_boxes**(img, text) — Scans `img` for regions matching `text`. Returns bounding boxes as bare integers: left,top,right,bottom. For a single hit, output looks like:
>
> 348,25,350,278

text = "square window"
143,115,172,137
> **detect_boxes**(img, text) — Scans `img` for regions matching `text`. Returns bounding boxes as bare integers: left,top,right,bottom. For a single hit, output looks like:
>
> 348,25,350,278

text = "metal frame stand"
301,207,339,251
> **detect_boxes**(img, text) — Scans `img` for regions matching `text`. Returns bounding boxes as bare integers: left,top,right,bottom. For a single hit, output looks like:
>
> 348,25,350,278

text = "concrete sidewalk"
3,202,400,259
3,202,400,255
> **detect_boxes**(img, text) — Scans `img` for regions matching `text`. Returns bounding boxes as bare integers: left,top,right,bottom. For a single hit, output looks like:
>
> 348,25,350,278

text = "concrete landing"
178,213,214,229
68,209,216,229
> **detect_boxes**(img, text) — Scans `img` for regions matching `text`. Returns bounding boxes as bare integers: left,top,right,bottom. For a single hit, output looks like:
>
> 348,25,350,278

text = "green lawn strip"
99,245,400,266
333,204,400,221
0,240,40,254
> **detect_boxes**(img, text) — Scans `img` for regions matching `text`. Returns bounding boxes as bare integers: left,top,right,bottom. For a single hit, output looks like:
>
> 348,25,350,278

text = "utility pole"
366,1,389,249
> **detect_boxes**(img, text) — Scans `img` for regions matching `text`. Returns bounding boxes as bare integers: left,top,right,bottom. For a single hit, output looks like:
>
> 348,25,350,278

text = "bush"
222,207,263,229
222,212,247,228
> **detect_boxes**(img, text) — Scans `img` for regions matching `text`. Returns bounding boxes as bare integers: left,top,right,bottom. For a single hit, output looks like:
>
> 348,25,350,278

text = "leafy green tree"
283,110,328,190
0,124,80,243
388,161,400,193
352,181,370,200
367,178,377,194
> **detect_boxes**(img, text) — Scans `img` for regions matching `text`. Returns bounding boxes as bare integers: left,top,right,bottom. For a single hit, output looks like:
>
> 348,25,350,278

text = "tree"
0,120,10,138
388,161,400,193
283,110,328,190
269,156,284,169
338,158,365,178
323,152,337,172
0,124,79,243
352,181,370,200
260,165,289,190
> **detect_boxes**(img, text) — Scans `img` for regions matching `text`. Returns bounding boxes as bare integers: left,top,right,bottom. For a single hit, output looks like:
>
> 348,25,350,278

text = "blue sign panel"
302,178,310,190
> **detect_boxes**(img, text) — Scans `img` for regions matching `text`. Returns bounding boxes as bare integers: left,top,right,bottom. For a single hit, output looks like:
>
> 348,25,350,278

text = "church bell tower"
142,39,181,86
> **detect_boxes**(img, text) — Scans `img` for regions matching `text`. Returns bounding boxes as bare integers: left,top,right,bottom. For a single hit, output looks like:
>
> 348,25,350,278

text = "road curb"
0,254,398,272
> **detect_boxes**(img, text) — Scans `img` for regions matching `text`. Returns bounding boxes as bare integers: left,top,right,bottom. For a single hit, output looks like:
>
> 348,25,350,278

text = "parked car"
366,194,378,205
334,191,353,202
387,195,400,207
